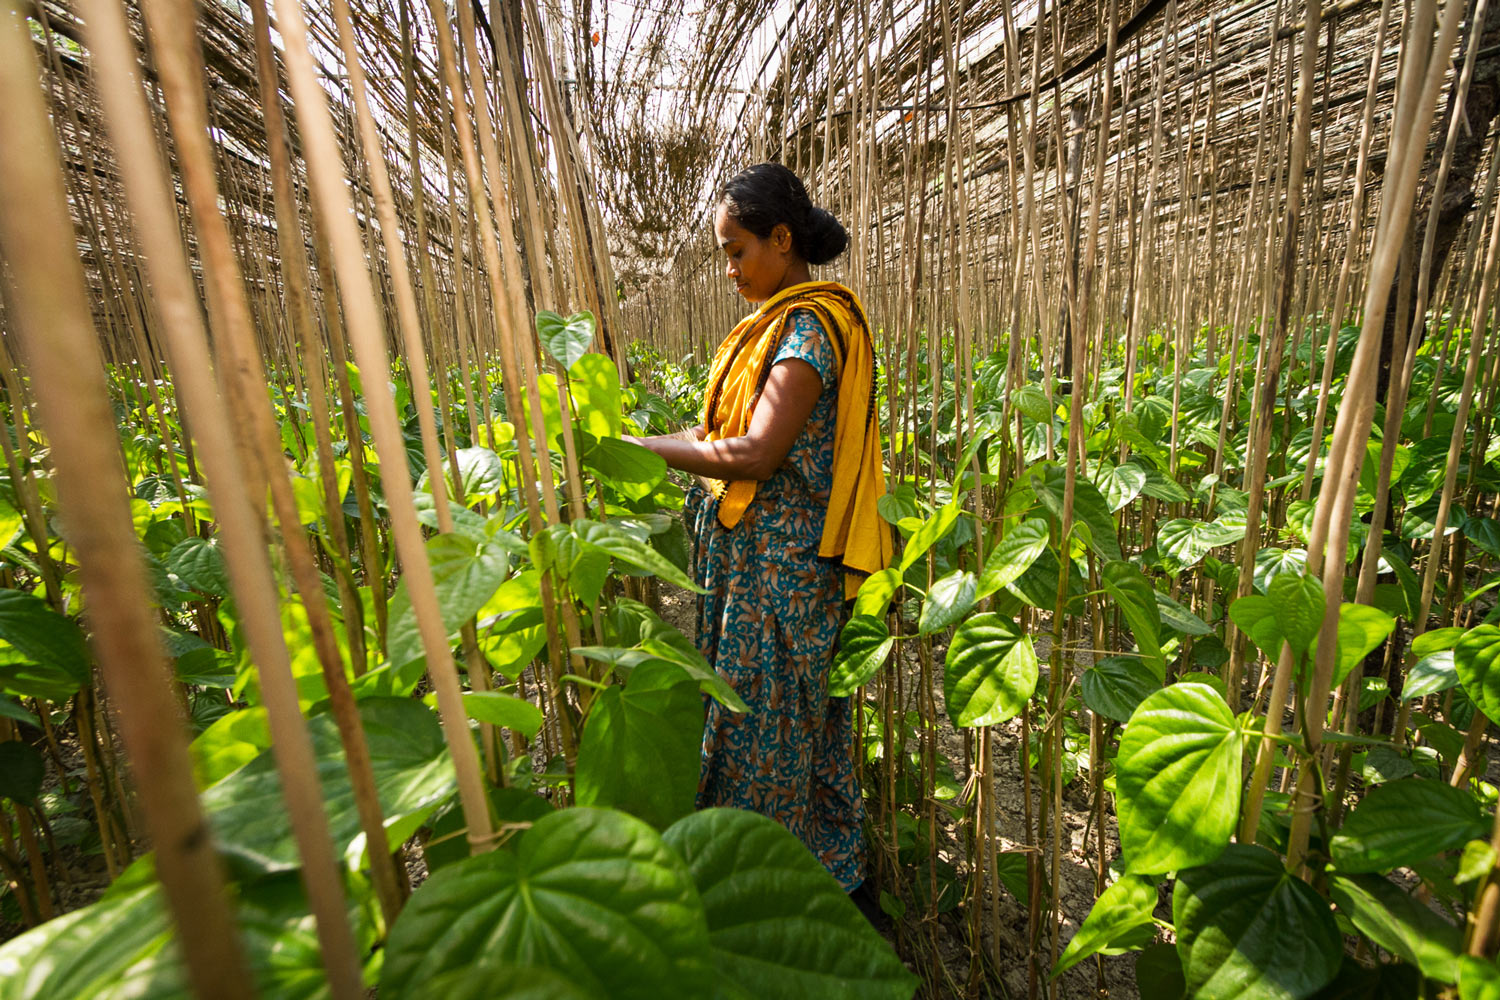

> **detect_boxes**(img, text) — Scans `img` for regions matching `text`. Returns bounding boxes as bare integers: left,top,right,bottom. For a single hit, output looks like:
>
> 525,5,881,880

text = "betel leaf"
0,741,43,803
571,518,705,594
1081,656,1161,723
1006,545,1085,611
1459,840,1498,885
975,518,1049,598
1229,571,1326,665
942,613,1038,729
1091,461,1148,513
852,568,901,618
409,964,594,1000
1403,651,1458,701
1101,561,1165,680
582,434,667,502
532,523,611,608
636,633,748,715
574,660,702,830
1414,627,1467,658
1052,874,1160,978
380,807,712,1000
1313,957,1422,1000
165,536,230,597
1116,682,1242,875
1254,547,1307,594
1156,520,1212,570
1329,778,1488,874
450,446,505,497
1334,604,1395,690
189,707,270,788
899,500,960,571
1032,465,1122,563
1228,594,1282,662
567,354,623,441
1135,942,1187,1000
0,863,372,1000
1173,844,1341,1000
661,809,917,1000
1012,384,1054,424
1156,591,1213,636
388,522,513,673
918,570,977,635
1468,518,1500,559
199,697,455,874
1455,626,1500,721
0,696,35,728
1266,571,1326,661
1361,745,1419,785
828,615,895,697
1461,956,1500,1000
536,309,595,372
462,691,543,739
1328,873,1461,983
0,589,90,686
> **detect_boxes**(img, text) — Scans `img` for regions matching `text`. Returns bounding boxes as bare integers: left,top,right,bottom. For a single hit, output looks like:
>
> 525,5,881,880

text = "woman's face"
714,203,794,305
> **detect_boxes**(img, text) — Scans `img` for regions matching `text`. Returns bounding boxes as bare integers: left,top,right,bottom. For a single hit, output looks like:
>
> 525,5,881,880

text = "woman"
628,163,892,897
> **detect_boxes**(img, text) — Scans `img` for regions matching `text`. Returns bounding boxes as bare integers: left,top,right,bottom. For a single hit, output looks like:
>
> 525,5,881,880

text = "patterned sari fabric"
686,308,866,890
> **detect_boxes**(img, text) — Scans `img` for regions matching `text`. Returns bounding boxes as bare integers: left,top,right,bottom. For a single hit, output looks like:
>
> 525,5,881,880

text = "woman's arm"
627,359,823,481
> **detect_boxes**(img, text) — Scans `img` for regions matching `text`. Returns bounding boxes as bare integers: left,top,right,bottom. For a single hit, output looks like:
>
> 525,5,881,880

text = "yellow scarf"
701,281,892,598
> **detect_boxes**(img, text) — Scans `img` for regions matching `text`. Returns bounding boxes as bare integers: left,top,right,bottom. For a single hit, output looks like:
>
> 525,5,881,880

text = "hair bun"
803,205,848,266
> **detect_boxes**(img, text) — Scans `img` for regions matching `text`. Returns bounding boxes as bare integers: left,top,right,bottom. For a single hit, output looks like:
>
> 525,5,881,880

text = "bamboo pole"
267,0,496,853
0,4,253,995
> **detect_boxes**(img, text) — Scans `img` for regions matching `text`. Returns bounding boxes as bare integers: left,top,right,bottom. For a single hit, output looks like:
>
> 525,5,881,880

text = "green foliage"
381,808,713,1000
1052,874,1160,977
942,613,1037,728
574,661,703,829
662,809,918,999
199,698,455,874
1116,682,1242,875
1173,844,1342,1000
1329,778,1489,874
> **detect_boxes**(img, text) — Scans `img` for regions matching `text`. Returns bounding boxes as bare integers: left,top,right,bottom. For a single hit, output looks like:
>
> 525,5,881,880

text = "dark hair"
718,163,848,266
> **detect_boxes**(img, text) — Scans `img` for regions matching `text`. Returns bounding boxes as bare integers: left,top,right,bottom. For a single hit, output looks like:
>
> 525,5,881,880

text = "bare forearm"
629,359,823,485
629,430,780,481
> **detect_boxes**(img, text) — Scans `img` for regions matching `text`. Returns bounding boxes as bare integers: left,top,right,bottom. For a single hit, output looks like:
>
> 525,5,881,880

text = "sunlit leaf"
1116,682,1241,875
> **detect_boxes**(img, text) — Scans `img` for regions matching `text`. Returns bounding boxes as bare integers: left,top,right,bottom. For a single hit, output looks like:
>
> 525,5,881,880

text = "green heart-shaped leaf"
574,661,702,829
918,570,977,635
381,807,712,1000
828,616,895,697
1053,874,1160,978
1456,626,1500,721
975,518,1049,598
1173,844,1341,1000
1101,561,1165,679
1328,873,1461,982
537,310,596,372
943,613,1037,728
662,808,917,999
200,697,455,874
1081,656,1161,723
1116,682,1241,875
462,691,543,739
1330,778,1488,874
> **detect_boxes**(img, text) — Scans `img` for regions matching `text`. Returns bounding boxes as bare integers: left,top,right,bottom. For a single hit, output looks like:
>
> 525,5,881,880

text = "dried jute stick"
267,0,496,851
84,0,367,992
246,0,404,926
0,3,253,998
